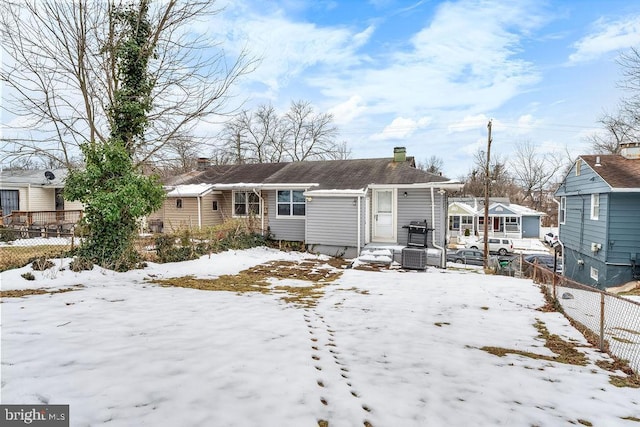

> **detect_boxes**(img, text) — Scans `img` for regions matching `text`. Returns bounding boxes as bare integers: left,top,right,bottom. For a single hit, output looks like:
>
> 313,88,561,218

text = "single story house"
448,198,544,240
0,169,83,227
555,142,640,288
151,148,462,265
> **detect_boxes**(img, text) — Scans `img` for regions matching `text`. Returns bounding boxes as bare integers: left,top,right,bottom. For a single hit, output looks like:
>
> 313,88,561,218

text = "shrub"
31,257,55,271
0,227,18,242
21,272,35,281
464,228,471,237
70,257,94,272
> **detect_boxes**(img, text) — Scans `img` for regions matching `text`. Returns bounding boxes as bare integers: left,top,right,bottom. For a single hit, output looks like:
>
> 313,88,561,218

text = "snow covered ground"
1,247,639,426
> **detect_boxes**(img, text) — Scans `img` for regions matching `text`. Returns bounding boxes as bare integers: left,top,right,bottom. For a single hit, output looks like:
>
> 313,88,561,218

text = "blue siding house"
555,142,640,288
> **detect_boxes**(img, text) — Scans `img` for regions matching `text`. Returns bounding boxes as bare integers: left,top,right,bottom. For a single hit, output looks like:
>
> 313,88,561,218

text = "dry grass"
1,287,80,299
151,258,345,308
0,245,71,272
481,319,588,366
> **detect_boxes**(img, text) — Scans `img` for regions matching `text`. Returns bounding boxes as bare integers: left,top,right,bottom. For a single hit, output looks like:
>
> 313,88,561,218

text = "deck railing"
3,210,83,232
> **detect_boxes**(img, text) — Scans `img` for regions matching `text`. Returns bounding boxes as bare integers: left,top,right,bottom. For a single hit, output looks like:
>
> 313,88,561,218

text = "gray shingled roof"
0,169,68,187
176,158,448,190
582,155,640,189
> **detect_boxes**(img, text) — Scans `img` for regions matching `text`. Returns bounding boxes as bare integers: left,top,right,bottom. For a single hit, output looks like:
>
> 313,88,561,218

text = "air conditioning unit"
402,247,427,270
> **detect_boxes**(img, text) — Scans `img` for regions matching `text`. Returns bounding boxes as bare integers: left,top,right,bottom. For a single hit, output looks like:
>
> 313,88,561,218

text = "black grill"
405,220,431,248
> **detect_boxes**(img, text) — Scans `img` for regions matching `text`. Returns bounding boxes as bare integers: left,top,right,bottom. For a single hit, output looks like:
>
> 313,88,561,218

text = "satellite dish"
44,171,56,181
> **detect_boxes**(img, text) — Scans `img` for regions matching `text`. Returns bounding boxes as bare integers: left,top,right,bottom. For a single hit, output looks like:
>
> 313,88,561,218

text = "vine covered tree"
65,0,164,270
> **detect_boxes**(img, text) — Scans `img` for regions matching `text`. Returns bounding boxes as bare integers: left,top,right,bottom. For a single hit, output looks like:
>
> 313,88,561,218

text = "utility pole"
483,119,493,268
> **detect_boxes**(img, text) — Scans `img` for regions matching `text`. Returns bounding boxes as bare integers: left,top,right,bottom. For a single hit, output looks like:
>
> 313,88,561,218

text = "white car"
464,238,513,256
543,232,559,246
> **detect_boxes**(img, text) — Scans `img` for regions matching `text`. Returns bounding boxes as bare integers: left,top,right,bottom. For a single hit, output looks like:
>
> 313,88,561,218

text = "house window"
590,194,600,220
212,200,218,211
559,197,566,224
233,191,260,216
176,199,183,209
277,190,306,217
590,266,599,281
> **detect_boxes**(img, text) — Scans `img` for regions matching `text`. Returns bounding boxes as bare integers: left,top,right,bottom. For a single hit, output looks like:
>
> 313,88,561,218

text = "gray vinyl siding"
555,160,612,197
265,190,306,242
396,188,446,248
606,193,640,265
560,193,608,261
306,196,359,248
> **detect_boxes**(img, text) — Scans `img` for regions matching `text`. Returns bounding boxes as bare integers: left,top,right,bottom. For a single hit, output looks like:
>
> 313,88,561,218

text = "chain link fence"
0,228,79,272
519,256,640,374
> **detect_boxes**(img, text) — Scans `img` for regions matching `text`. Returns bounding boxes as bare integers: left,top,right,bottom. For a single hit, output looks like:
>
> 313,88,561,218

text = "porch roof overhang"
164,184,220,197
367,180,464,191
304,188,367,197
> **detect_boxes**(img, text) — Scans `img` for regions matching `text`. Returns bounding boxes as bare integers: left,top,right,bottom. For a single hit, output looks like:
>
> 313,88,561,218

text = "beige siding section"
200,194,224,227
163,197,199,232
27,187,56,211
63,199,84,211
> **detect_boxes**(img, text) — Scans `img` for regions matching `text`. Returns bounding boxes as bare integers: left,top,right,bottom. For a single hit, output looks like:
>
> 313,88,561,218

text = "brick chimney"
196,157,211,171
393,147,406,162
620,142,640,160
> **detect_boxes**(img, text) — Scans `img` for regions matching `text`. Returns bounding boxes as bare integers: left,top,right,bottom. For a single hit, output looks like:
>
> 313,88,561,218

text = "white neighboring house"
448,198,544,240
0,169,84,230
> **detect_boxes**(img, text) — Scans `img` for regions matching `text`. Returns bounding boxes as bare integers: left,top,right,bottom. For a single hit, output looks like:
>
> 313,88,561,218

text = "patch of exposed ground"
150,258,345,308
481,319,588,366
1,286,82,299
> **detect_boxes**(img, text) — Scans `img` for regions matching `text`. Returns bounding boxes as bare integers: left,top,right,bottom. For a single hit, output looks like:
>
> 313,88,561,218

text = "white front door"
373,189,395,242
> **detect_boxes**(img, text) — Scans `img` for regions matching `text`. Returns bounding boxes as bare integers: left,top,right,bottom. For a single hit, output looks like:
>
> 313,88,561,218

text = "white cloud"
569,16,640,64
328,95,367,125
371,116,432,140
448,114,491,134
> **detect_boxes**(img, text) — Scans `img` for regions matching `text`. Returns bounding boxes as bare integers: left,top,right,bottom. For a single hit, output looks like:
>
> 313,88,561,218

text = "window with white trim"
559,197,566,224
590,193,600,220
233,191,260,216
590,266,599,281
176,199,183,209
212,200,218,211
277,190,305,217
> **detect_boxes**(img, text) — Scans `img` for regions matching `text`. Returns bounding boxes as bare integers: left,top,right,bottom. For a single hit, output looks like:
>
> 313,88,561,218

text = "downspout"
431,187,446,268
552,197,565,275
197,195,202,229
252,189,265,235
357,196,361,256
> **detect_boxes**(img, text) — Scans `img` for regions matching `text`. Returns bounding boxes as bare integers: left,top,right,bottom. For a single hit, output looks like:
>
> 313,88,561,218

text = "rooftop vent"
595,156,601,166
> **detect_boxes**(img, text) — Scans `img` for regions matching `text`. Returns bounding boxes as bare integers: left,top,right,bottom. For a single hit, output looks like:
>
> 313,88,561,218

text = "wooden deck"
3,210,83,237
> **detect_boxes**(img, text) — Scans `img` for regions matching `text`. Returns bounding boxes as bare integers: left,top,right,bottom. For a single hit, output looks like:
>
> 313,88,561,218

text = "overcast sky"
203,0,640,178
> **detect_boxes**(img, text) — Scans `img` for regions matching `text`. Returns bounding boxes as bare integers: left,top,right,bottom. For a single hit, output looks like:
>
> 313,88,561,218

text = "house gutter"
430,187,446,268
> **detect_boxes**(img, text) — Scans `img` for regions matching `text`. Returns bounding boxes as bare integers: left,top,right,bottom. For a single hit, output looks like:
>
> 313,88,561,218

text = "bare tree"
463,150,517,198
218,100,343,163
586,112,630,154
0,0,256,169
587,47,640,153
417,155,444,175
509,140,562,209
